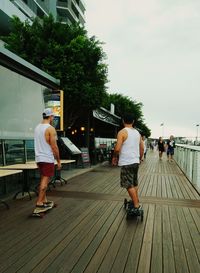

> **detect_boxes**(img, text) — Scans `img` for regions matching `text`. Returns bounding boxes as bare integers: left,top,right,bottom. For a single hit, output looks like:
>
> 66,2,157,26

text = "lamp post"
160,123,164,138
196,124,199,144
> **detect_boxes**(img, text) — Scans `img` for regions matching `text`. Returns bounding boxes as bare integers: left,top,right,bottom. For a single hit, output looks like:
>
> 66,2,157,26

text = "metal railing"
174,144,200,193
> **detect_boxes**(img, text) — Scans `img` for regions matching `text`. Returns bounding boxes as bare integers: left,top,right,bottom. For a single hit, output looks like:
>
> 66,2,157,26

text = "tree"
103,93,151,137
1,15,108,129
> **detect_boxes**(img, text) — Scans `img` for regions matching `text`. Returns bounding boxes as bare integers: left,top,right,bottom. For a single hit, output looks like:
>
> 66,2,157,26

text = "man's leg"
127,186,139,208
167,151,169,160
36,175,50,205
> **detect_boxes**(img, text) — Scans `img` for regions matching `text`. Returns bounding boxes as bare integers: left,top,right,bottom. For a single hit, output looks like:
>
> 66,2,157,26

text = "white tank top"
34,124,54,163
118,127,140,166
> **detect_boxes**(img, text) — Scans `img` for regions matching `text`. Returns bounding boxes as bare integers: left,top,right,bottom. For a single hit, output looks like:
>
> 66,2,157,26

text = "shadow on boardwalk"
0,151,200,273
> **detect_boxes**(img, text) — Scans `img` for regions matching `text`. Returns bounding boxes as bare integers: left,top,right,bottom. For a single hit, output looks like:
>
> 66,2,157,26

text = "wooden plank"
97,211,132,273
169,206,189,273
182,207,200,262
175,176,190,199
18,199,109,273
146,174,154,196
1,199,98,273
83,208,126,273
150,205,163,273
137,204,155,273
109,214,140,273
123,204,149,273
161,175,167,198
30,201,112,273
54,203,121,273
176,207,200,273
151,174,157,197
156,175,162,198
165,175,173,198
162,205,176,273
169,175,180,199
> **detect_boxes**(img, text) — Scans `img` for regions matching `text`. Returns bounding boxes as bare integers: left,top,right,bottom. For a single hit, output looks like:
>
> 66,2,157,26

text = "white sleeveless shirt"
34,124,54,163
118,127,140,166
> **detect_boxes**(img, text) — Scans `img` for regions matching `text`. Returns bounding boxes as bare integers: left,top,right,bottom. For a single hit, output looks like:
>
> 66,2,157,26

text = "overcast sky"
85,0,200,139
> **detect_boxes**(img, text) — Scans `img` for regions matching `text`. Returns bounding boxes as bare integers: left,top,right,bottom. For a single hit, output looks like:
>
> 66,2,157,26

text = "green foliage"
1,15,108,128
103,93,151,137
1,15,151,136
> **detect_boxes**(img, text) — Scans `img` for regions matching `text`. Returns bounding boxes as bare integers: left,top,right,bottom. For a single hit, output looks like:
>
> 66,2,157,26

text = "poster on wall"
43,89,64,131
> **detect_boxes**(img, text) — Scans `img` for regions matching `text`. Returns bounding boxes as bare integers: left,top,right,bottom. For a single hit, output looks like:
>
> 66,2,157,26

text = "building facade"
0,0,85,34
0,43,60,166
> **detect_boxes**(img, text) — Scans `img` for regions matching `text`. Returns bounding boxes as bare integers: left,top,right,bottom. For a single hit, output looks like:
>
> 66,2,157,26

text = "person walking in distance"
34,108,61,212
112,114,144,210
157,136,165,160
141,135,147,160
166,135,176,162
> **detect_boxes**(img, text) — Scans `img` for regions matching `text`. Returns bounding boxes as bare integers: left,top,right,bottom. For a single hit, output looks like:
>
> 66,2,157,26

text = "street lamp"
196,124,199,144
160,123,164,138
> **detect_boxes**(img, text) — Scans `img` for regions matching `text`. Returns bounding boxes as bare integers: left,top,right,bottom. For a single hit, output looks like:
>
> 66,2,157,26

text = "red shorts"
37,162,55,177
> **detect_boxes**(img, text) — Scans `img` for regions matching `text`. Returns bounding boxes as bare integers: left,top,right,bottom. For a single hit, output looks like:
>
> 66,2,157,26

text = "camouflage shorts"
120,163,139,189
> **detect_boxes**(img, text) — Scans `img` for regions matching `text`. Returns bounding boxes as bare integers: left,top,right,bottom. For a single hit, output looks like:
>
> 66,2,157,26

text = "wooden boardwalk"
0,151,199,273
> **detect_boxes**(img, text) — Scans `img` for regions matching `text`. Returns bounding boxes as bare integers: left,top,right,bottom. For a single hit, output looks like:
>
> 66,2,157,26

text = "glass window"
26,140,35,161
4,140,25,165
0,140,3,166
0,66,44,139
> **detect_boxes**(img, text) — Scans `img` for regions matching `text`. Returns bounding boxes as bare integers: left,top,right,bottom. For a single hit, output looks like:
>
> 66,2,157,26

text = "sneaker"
128,201,134,209
133,205,141,212
44,200,54,206
34,203,52,213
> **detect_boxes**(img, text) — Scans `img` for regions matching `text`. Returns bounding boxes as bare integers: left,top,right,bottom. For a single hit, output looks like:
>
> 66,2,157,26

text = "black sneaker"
44,200,54,206
34,203,52,213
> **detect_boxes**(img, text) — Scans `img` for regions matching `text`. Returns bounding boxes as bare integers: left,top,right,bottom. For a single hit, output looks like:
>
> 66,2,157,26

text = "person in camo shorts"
112,114,144,210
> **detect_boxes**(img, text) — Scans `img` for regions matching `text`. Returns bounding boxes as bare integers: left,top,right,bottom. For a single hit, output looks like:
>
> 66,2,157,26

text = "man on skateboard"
33,108,61,215
112,113,144,213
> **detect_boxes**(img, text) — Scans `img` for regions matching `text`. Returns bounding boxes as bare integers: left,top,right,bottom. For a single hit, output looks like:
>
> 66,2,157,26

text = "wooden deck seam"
47,190,200,208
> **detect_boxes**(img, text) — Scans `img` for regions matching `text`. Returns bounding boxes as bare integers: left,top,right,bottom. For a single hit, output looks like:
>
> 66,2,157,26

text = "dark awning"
93,107,121,127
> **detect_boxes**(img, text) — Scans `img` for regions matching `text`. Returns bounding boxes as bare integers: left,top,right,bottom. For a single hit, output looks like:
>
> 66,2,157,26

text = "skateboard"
124,198,144,221
31,202,57,218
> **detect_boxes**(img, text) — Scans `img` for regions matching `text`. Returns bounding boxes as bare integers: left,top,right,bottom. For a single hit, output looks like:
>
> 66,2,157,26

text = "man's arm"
48,127,61,169
112,130,126,166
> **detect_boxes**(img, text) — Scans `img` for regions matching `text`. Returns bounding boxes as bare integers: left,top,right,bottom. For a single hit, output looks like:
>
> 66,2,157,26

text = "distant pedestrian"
166,135,176,161
141,135,147,160
150,140,154,150
112,114,144,210
34,108,61,213
157,137,165,160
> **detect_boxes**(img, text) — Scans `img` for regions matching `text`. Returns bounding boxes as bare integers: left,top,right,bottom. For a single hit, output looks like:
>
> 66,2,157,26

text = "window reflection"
26,140,35,161
0,140,3,166
5,140,25,164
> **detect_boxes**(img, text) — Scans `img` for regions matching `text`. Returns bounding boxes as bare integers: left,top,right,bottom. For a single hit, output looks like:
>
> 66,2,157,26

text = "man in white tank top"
112,114,144,209
34,108,61,212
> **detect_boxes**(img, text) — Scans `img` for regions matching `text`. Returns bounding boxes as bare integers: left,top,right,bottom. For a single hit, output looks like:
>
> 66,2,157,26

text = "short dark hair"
122,113,135,124
42,113,50,119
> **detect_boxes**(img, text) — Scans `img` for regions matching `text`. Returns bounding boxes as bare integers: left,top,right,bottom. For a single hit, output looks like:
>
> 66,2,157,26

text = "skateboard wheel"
124,198,128,209
140,210,144,221
126,213,131,220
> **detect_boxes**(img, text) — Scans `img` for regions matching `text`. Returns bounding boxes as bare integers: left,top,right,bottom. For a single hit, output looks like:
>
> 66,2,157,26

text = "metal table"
0,163,38,200
0,169,22,208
